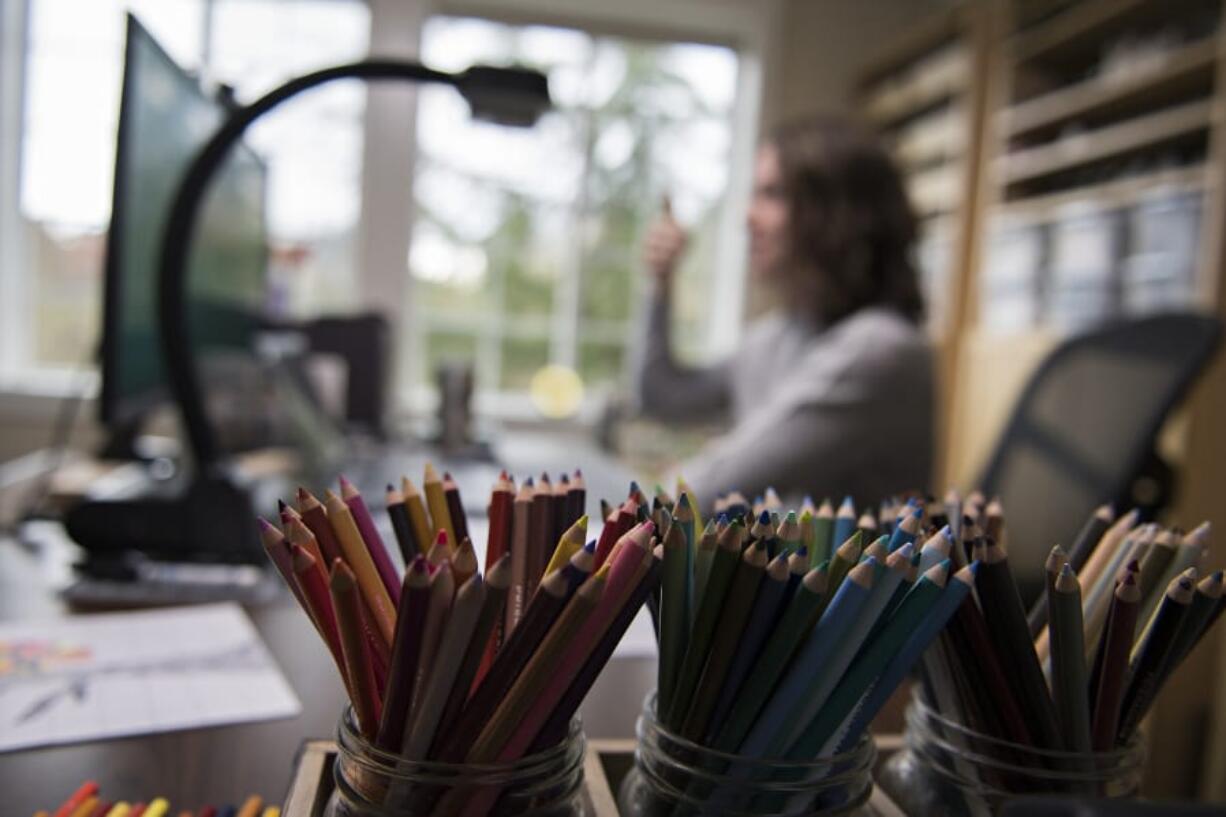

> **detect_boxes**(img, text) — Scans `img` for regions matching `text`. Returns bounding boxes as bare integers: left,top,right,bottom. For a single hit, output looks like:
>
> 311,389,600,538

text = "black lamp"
60,60,549,563
158,59,550,475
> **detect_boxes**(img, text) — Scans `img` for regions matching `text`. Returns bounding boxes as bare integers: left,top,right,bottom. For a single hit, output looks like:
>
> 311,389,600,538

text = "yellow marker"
142,799,170,817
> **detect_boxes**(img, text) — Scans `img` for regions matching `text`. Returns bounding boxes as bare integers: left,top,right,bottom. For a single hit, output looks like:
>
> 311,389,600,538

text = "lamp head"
456,65,551,128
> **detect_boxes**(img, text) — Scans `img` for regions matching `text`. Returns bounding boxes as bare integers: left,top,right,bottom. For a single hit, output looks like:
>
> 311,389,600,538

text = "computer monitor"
99,13,268,458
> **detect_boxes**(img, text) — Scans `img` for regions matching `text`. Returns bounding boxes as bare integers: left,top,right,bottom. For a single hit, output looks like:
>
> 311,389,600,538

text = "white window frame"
364,0,777,422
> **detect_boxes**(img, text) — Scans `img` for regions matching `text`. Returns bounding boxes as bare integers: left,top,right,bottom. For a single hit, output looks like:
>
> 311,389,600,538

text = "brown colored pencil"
531,543,663,752
330,558,381,739
466,565,608,763
566,469,586,528
506,478,535,634
425,529,451,567
452,536,479,588
411,559,455,720
258,518,309,614
436,567,574,762
1091,572,1141,749
431,554,512,756
1025,544,1067,637
375,556,432,750
528,472,555,589
297,487,345,565
286,517,329,590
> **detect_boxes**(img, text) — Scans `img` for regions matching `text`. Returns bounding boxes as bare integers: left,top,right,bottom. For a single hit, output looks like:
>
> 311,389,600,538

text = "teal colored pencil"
790,559,951,758
887,507,922,552
777,511,801,556
771,543,913,756
831,496,856,553
834,561,976,753
692,517,718,616
737,557,877,758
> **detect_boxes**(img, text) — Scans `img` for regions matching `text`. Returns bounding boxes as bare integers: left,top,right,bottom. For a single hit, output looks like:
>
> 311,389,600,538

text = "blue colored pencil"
831,496,856,555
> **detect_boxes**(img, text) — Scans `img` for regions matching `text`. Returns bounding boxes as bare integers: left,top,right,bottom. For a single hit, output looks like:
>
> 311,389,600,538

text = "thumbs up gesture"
642,196,688,284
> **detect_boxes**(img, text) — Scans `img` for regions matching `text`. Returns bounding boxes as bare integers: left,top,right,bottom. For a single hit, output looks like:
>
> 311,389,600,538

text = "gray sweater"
638,290,934,511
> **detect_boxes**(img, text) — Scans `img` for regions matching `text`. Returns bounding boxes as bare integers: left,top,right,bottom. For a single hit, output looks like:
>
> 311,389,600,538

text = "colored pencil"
812,499,834,564
978,537,1063,750
324,490,396,649
436,566,574,762
296,487,345,565
832,496,856,553
1118,568,1195,740
1091,572,1141,749
1049,563,1092,753
452,536,479,588
543,515,589,577
400,476,434,558
1025,544,1067,638
506,479,534,633
385,483,418,564
422,462,455,546
403,572,488,758
679,539,771,740
289,543,347,687
340,474,400,605
665,518,745,729
53,781,99,817
330,558,381,739
442,471,469,545
706,550,790,740
411,559,455,719
375,556,432,750
235,797,261,817
431,554,512,754
658,519,689,717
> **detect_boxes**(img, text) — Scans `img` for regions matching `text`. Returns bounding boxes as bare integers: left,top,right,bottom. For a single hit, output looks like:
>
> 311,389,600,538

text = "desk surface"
0,528,350,813
0,430,657,814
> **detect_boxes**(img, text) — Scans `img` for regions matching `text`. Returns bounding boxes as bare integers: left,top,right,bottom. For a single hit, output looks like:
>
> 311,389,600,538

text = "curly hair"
766,115,924,326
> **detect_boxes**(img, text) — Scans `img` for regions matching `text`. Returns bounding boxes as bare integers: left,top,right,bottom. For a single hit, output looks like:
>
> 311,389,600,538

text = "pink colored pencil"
340,475,401,606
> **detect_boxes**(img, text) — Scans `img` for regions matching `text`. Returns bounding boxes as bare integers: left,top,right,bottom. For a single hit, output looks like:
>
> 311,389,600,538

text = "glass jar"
324,707,587,817
618,693,876,816
878,691,1146,817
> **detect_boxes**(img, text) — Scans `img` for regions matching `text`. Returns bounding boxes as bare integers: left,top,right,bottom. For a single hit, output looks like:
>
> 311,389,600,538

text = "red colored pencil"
290,542,348,688
297,487,345,565
52,780,99,817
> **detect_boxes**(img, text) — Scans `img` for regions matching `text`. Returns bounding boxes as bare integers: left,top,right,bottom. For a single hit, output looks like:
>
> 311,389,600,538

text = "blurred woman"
637,115,933,508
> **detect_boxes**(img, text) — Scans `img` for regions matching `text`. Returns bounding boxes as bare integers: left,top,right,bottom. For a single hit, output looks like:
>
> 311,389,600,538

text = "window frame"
378,0,772,422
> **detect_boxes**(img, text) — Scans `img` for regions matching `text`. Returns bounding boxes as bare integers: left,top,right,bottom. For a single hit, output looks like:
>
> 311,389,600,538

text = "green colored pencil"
665,518,745,729
1048,563,1092,753
658,520,689,716
679,542,773,740
713,563,829,752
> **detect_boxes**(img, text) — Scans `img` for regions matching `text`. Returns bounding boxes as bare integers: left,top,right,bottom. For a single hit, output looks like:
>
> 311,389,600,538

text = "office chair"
977,311,1221,588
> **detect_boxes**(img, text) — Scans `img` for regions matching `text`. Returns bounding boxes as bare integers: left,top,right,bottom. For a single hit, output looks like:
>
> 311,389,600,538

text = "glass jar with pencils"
325,706,588,817
617,693,876,817
878,691,1146,817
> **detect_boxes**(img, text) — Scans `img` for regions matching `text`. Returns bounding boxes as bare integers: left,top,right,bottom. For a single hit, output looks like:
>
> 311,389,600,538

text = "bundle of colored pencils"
654,485,975,763
258,465,661,803
36,781,274,817
920,493,1222,757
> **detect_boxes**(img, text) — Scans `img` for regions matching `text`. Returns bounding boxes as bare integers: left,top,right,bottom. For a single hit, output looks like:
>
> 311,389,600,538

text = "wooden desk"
0,529,348,814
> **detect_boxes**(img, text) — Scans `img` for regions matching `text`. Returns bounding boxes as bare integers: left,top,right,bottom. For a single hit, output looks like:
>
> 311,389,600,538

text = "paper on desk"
0,602,300,752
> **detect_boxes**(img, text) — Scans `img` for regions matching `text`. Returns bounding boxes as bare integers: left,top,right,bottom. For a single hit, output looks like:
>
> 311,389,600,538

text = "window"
6,0,368,380
409,16,741,412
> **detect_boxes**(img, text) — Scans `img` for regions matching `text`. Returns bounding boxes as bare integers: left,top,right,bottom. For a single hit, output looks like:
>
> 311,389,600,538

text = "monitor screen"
100,14,267,432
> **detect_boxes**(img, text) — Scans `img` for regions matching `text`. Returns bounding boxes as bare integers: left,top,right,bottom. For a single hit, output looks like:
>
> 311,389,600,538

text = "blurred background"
4,0,1226,804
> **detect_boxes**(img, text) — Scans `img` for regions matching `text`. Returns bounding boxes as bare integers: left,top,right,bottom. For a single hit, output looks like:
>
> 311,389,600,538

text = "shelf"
1000,38,1218,138
856,5,965,89
1011,0,1200,66
892,106,966,171
862,46,969,127
991,164,1207,222
994,99,1211,187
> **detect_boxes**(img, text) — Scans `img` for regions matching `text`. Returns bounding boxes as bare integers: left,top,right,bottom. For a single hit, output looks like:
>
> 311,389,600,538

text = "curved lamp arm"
157,59,547,472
